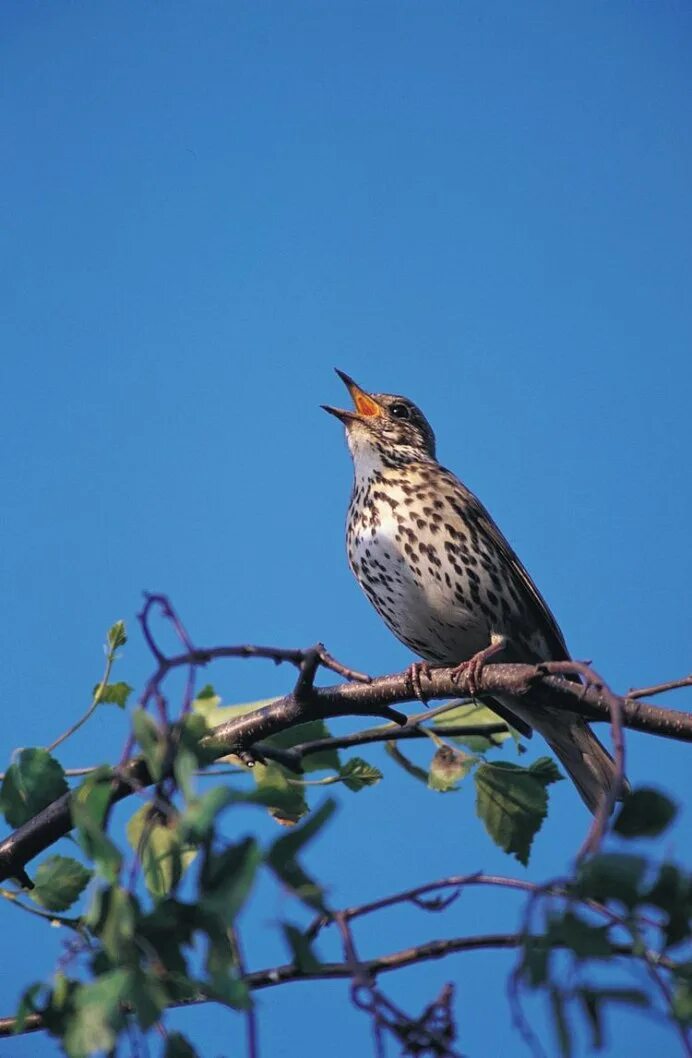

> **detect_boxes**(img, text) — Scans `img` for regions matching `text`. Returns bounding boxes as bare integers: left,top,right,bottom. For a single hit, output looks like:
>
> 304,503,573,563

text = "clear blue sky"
2,3,691,1055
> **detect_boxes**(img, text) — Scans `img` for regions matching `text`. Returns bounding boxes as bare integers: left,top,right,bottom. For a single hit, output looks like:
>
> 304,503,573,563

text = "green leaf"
428,745,476,792
201,970,251,1010
385,742,429,784
545,910,613,958
132,709,167,782
15,982,47,1033
577,989,604,1050
645,864,692,948
138,900,196,977
529,757,564,786
432,700,512,751
126,804,196,898
107,620,127,652
269,797,336,864
62,971,133,1057
173,747,198,803
0,749,68,827
179,787,235,843
94,682,133,709
265,719,340,774
589,987,649,1008
191,684,221,717
520,937,551,987
672,979,692,1024
550,988,572,1058
178,711,210,747
575,854,648,909
71,769,123,883
195,684,216,700
130,969,168,1029
613,787,678,839
52,970,73,1011
174,711,213,790
60,969,162,1053
165,1033,199,1058
31,856,92,912
201,837,261,923
474,758,561,865
194,694,278,727
250,761,308,824
283,922,322,972
87,885,137,962
340,757,383,792
646,863,690,915
267,799,336,910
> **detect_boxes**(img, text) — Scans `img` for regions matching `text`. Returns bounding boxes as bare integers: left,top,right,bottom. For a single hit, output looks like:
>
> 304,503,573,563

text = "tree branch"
0,657,690,884
0,930,680,1039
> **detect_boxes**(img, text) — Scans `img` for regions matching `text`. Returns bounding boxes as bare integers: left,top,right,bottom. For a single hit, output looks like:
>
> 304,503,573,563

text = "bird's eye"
390,403,411,420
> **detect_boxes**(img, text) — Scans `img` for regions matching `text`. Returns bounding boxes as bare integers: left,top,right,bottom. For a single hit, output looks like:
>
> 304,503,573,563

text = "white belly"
348,508,489,663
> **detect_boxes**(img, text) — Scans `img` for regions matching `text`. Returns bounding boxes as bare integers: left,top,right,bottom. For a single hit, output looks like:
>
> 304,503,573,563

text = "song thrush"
324,370,620,814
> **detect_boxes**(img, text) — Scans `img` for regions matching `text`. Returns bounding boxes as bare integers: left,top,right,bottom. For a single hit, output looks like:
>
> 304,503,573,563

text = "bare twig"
1,931,680,1039
0,887,83,932
628,920,692,1058
228,925,259,1058
288,718,508,765
303,872,660,943
333,911,385,1058
627,675,692,700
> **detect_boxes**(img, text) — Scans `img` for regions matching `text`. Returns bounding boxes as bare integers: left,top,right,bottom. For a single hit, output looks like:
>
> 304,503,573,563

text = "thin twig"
304,872,660,942
627,675,692,700
291,718,508,763
46,633,119,754
228,925,259,1058
1,932,680,1039
0,888,83,931
629,920,692,1058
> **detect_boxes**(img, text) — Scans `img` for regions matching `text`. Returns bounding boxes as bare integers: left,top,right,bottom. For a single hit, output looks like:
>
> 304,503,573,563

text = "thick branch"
0,661,689,884
203,662,692,752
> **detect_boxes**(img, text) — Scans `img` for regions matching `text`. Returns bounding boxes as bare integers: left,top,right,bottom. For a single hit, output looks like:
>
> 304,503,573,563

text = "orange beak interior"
352,390,381,417
331,369,383,420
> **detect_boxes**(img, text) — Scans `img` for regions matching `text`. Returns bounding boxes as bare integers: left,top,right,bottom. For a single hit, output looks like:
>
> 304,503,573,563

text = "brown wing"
478,506,570,661
440,467,571,664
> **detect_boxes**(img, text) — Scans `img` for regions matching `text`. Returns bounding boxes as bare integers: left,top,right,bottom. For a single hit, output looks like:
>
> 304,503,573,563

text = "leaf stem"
46,633,119,753
0,888,83,931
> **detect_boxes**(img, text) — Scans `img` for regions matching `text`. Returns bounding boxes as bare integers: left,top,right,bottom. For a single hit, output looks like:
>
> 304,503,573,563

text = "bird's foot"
450,636,508,697
406,660,433,704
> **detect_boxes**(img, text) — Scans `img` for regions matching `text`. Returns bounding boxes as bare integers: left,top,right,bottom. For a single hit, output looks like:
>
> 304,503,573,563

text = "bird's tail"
498,697,626,814
534,710,625,814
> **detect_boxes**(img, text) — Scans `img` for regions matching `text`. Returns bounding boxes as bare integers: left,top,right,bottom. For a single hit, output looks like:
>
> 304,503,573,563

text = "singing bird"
324,370,620,813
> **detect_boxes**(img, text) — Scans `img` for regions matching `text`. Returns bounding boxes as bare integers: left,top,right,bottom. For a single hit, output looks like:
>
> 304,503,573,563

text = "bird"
323,369,622,814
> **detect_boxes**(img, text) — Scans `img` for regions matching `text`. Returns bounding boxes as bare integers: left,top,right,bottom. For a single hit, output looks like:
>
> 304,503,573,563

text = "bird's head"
323,370,437,468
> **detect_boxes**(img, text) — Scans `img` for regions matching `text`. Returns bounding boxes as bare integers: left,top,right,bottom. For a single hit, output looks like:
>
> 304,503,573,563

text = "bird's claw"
406,660,433,704
450,655,482,698
450,637,507,697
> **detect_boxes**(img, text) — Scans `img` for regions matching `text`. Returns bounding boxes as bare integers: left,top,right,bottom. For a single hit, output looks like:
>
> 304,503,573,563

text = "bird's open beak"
322,369,383,422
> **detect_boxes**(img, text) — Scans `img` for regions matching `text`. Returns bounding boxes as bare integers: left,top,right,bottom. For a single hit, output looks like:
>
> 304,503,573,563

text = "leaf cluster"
517,789,691,1055
0,621,689,1058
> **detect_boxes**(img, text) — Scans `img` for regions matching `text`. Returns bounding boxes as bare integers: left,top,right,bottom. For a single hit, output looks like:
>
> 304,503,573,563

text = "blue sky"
2,2,692,1055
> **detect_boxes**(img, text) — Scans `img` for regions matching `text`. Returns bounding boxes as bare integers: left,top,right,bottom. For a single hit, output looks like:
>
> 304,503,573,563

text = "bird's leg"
450,634,508,697
406,660,434,703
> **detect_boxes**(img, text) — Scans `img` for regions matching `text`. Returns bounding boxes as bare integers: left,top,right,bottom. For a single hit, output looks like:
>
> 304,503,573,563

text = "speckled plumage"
324,372,621,814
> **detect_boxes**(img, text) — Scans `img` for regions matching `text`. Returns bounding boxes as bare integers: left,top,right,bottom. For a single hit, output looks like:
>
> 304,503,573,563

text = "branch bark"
0,660,689,885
